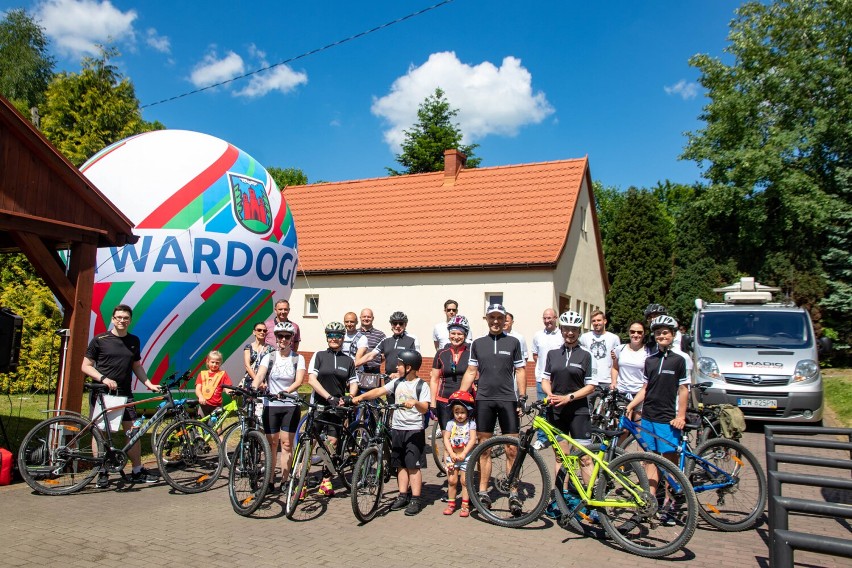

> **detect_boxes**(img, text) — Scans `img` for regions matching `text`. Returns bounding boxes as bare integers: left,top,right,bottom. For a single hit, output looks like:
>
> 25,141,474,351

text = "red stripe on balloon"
201,284,221,301
91,283,110,334
137,144,240,229
143,313,179,367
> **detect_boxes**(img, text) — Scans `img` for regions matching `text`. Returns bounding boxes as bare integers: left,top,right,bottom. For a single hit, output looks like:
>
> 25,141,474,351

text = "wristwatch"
568,394,575,401
99,375,106,383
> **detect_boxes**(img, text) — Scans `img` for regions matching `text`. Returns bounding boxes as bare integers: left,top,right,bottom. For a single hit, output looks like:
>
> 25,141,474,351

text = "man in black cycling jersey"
357,311,420,379
460,303,526,511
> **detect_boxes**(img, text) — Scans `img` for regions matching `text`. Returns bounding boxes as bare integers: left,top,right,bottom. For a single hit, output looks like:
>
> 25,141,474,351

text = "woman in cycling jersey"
611,320,648,419
253,321,305,492
307,321,359,497
430,315,472,430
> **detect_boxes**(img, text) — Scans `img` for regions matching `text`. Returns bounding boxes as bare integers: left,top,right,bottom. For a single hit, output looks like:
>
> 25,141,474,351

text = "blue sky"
4,0,744,189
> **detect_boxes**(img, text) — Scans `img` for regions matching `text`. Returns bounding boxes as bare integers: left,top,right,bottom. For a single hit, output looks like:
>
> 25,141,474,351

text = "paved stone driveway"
1,424,849,567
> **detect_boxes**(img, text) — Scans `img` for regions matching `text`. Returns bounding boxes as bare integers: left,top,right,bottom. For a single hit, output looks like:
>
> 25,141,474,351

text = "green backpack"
719,404,746,441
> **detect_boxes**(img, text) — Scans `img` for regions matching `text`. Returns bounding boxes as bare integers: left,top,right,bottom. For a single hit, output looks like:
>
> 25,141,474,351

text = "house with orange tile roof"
284,149,608,361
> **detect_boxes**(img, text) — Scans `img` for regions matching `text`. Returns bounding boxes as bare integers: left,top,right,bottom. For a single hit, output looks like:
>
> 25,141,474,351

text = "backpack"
719,404,746,441
390,378,429,429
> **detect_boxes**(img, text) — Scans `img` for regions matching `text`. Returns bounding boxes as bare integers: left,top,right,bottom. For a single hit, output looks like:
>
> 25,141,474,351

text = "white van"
685,277,830,423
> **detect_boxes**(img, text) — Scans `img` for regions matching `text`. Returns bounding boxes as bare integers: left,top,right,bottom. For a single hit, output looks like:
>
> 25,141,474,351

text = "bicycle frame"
616,416,739,494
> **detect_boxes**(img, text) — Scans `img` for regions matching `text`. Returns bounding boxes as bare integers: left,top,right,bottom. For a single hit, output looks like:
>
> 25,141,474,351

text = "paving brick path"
1,420,849,567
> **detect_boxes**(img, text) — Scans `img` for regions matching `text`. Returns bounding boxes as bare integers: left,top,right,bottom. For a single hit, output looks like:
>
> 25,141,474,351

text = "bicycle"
284,396,370,519
350,399,405,523
604,411,766,532
221,385,275,516
464,399,699,558
151,397,239,450
18,372,223,495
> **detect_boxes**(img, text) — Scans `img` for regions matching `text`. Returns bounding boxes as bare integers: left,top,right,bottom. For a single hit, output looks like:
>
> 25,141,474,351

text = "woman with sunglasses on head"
307,321,359,496
430,315,473,430
253,322,305,491
243,322,275,389
611,320,649,420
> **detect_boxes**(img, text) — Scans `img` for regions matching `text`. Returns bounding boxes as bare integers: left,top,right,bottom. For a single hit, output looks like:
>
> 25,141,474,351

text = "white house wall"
289,270,555,357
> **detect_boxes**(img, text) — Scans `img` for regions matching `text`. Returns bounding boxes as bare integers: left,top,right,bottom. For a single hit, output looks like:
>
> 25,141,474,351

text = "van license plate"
738,398,777,409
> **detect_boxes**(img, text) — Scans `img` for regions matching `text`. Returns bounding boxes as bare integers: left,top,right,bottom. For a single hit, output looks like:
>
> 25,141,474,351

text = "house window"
580,206,588,234
304,295,319,317
559,295,571,315
485,292,503,314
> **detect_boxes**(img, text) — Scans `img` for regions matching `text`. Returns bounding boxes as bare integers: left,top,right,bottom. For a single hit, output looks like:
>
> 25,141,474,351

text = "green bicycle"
465,400,698,558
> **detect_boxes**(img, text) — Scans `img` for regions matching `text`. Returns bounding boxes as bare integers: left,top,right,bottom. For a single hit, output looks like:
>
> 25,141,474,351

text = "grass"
823,368,852,427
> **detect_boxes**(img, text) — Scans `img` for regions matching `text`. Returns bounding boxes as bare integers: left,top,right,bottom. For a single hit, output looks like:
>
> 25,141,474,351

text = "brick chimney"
443,149,467,185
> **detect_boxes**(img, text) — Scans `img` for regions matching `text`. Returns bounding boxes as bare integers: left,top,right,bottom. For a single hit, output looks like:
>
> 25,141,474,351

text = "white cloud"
372,51,554,149
233,65,308,98
35,0,137,57
189,50,245,87
146,28,170,53
664,80,699,100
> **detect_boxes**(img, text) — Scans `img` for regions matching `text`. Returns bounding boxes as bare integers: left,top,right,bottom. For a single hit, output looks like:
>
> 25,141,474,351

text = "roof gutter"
297,261,558,277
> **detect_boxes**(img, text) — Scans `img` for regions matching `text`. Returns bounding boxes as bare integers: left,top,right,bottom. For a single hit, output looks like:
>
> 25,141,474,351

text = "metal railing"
765,425,852,567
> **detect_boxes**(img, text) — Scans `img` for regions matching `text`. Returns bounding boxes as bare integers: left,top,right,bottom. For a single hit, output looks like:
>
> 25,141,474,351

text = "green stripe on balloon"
164,195,204,229
100,281,133,323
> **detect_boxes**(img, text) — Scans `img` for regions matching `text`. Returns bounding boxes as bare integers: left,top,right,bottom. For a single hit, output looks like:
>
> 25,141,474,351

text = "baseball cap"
486,303,507,315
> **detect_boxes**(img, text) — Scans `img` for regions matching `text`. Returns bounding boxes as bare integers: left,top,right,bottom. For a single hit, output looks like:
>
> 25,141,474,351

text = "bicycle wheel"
18,415,106,495
339,425,370,489
150,410,178,449
595,451,698,558
431,420,446,474
229,430,272,516
687,438,766,531
699,418,722,447
156,420,223,493
465,436,551,528
220,422,242,468
351,445,384,523
285,439,312,519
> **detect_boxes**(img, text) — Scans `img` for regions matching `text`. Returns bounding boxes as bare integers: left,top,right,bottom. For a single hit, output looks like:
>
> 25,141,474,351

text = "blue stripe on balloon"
132,281,200,343
179,286,264,363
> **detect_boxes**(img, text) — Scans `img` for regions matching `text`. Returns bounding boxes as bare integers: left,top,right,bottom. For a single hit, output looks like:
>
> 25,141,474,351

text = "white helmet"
558,311,583,327
274,321,295,335
650,315,678,331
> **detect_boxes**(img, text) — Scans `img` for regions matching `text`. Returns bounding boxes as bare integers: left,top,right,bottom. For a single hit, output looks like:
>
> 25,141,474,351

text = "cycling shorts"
317,410,344,440
549,407,592,445
476,400,519,435
263,405,301,433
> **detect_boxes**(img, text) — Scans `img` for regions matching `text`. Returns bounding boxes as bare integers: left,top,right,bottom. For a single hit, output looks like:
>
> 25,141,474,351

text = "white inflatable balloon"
81,130,298,393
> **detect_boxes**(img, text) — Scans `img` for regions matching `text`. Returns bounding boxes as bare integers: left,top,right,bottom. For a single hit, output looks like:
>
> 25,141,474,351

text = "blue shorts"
640,419,681,453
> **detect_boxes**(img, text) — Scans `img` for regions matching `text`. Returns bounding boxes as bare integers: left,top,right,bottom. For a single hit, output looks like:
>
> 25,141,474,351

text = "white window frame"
304,294,319,317
484,292,504,315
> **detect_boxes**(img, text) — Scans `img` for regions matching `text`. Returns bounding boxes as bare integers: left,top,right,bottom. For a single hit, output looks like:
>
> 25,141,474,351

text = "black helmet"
396,349,422,371
389,311,408,324
644,303,667,319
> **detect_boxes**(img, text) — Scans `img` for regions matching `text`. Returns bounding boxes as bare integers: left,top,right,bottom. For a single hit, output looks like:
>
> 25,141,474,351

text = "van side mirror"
681,335,693,353
818,336,833,355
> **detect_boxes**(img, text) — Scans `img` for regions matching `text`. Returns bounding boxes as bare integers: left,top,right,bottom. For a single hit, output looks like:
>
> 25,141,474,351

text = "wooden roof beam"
10,230,75,309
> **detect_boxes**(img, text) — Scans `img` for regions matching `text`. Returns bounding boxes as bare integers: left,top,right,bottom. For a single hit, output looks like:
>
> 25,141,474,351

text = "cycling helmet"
389,311,408,324
644,303,668,319
447,315,470,335
396,349,422,371
650,315,678,331
273,321,295,335
448,390,475,412
324,321,345,334
558,310,584,327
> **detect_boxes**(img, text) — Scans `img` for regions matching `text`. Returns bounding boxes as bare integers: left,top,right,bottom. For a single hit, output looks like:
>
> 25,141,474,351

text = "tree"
387,88,481,175
40,46,164,166
604,188,674,333
682,0,850,336
0,8,54,111
268,166,308,189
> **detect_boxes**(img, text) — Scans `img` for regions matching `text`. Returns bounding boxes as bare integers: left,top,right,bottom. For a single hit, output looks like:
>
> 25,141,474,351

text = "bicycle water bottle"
209,408,222,428
127,417,144,438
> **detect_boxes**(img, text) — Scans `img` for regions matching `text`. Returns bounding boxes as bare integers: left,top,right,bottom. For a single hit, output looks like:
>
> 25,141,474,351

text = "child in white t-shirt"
442,390,477,517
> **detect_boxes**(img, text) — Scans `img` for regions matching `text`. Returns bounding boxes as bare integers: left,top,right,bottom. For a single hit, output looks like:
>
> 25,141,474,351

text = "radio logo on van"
733,361,784,368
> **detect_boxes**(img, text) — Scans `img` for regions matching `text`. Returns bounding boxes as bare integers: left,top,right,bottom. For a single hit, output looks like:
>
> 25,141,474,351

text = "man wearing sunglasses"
357,311,420,379
433,299,459,350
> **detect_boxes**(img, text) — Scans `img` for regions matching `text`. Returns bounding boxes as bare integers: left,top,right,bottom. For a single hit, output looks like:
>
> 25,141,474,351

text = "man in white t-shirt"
579,310,621,388
342,312,366,356
531,308,563,447
504,312,529,361
433,299,458,349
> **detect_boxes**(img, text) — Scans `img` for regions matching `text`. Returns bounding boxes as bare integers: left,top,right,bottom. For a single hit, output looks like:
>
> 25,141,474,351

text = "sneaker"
96,472,110,489
390,493,410,511
509,492,523,516
130,467,159,484
440,490,449,503
531,440,545,450
477,491,492,510
404,497,424,516
658,507,678,527
318,480,335,497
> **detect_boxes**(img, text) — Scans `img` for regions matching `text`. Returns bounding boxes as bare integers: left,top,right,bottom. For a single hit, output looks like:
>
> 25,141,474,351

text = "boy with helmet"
307,321,359,496
441,390,477,517
625,315,690,523
353,349,431,516
356,311,420,378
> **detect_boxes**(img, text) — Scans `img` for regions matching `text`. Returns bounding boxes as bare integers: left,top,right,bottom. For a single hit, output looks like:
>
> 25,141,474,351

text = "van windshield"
697,311,813,349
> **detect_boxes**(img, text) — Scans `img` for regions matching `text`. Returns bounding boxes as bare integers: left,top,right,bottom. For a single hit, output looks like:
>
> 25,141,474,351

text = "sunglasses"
445,308,458,313
391,321,405,326
629,330,644,335
255,328,267,333
276,334,293,341
327,333,344,339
